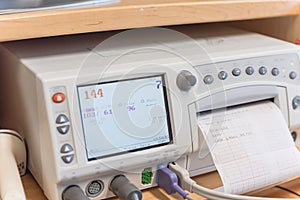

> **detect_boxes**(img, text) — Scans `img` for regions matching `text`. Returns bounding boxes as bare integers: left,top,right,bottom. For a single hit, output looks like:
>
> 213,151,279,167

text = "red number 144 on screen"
85,89,103,99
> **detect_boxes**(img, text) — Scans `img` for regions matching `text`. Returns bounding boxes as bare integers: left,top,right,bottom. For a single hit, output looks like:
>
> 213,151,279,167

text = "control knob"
176,70,197,91
292,96,300,110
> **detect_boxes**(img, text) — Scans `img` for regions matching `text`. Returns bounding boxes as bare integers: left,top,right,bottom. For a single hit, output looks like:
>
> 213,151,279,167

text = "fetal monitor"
0,25,300,200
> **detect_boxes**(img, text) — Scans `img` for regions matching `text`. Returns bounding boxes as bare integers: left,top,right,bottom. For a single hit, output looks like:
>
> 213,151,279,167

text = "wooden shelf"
0,0,300,42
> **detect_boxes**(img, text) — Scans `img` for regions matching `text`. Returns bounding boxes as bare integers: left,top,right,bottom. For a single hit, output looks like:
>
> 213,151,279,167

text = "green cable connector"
141,167,153,185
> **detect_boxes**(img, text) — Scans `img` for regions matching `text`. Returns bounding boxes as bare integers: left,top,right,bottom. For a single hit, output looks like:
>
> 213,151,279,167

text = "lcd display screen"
77,75,173,160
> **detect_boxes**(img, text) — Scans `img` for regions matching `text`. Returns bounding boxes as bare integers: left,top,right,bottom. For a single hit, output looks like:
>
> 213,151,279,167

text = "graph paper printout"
198,101,300,194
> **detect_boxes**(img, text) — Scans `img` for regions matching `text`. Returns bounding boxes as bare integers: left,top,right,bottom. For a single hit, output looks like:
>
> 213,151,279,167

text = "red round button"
52,93,65,103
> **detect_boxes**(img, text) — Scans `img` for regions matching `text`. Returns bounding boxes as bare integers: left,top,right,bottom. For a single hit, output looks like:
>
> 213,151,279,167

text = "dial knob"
176,70,197,91
292,96,300,110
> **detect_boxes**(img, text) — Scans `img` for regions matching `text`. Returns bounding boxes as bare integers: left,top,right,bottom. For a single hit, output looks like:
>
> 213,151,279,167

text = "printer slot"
195,85,281,113
197,98,274,116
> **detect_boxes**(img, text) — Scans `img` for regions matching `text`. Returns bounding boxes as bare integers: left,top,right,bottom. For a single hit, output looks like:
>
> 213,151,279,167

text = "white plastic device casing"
0,25,300,199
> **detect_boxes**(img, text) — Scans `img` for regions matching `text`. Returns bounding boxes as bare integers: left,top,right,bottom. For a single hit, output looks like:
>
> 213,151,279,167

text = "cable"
186,195,196,200
62,185,89,200
275,186,300,197
109,175,142,200
157,164,195,200
168,162,300,200
129,193,141,200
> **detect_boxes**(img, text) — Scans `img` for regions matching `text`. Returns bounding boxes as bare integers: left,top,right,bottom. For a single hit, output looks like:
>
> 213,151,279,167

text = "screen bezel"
77,74,174,161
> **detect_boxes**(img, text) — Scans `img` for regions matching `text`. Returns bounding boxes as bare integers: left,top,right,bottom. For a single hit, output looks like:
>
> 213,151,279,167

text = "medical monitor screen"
77,75,173,160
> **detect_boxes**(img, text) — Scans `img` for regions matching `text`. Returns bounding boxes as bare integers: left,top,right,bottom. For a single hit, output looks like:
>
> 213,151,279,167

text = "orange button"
52,93,65,103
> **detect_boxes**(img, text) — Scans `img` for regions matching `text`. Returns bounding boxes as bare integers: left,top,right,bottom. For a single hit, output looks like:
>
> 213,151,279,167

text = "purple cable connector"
157,164,188,199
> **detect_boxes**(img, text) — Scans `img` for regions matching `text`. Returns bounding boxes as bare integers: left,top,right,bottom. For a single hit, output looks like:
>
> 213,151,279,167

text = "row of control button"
56,115,74,164
203,67,297,84
51,88,76,165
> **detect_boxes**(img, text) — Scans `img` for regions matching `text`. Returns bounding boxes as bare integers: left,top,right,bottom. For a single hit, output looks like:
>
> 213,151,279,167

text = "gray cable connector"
109,175,142,200
62,185,90,200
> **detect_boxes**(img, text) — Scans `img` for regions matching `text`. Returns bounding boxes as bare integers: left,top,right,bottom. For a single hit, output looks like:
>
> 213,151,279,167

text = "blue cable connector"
157,164,188,199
